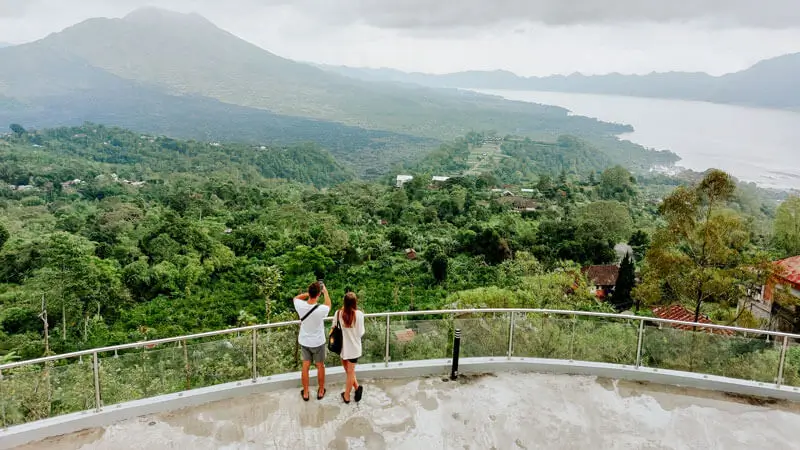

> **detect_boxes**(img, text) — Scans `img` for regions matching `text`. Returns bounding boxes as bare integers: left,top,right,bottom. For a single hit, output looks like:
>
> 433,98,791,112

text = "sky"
3,0,800,76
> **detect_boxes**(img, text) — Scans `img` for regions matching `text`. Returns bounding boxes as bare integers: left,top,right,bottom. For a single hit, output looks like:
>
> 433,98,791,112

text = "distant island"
320,52,800,110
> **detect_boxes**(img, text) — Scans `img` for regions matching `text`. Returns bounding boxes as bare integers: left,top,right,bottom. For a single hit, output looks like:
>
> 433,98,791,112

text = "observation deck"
4,309,800,449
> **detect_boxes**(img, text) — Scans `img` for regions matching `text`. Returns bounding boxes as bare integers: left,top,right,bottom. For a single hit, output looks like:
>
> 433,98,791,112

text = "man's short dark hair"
308,281,321,299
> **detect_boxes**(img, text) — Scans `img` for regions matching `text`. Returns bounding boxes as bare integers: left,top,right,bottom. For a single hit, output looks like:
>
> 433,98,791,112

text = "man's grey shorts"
301,344,326,364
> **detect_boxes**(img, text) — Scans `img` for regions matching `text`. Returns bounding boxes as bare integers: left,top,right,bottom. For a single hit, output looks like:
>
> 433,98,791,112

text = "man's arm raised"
322,285,332,308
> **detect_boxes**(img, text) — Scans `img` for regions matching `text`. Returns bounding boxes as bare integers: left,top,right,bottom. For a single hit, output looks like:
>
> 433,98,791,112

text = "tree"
0,223,8,250
599,166,637,202
774,196,800,258
431,254,449,283
611,252,635,311
251,264,282,322
425,245,449,283
633,170,771,323
471,228,512,265
10,123,25,135
577,201,633,244
628,230,651,262
387,227,412,250
536,175,553,195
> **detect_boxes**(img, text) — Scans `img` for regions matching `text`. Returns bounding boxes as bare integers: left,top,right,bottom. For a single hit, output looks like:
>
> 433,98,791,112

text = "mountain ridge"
0,7,678,172
320,52,800,109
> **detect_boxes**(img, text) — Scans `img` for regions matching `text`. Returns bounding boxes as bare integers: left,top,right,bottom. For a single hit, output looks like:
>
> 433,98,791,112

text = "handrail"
1,307,798,371
3,306,800,432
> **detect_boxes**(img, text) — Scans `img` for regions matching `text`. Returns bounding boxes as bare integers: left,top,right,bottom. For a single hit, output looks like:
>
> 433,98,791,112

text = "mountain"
0,33,435,177
0,7,675,173
16,8,630,139
321,53,800,109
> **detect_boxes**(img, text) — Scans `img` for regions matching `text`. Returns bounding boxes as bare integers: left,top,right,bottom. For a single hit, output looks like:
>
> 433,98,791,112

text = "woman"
337,292,365,404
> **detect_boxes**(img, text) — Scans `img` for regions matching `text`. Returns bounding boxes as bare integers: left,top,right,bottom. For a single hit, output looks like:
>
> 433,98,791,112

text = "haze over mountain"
16,7,616,139
0,7,677,173
321,53,800,110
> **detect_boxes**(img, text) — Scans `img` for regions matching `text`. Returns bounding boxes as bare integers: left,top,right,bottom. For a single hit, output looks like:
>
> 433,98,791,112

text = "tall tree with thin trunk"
633,170,772,323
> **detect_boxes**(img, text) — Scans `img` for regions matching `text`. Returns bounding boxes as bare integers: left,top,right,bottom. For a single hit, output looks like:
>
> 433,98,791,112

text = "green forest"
3,123,800,425
1,123,795,357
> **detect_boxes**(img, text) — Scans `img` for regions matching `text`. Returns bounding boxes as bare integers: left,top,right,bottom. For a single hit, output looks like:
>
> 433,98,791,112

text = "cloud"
2,0,800,78
0,0,31,18
4,0,800,30
320,0,800,29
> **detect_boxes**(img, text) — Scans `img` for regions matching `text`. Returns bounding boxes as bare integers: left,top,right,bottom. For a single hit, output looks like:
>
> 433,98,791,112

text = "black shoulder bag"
328,310,343,355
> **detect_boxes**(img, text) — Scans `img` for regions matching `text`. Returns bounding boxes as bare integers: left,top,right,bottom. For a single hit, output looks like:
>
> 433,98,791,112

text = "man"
294,281,331,401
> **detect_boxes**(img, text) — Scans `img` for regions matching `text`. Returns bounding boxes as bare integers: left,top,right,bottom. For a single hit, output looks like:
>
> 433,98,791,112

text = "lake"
478,89,800,191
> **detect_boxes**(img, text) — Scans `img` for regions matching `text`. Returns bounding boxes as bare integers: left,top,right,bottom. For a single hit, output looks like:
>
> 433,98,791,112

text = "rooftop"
776,256,800,286
20,372,800,449
652,305,734,336
582,265,619,287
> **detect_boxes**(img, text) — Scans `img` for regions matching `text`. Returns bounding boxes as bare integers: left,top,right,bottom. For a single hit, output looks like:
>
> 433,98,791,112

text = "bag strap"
300,303,321,322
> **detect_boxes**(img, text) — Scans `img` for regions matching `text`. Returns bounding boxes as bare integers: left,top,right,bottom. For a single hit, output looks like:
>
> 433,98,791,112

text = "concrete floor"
17,372,800,449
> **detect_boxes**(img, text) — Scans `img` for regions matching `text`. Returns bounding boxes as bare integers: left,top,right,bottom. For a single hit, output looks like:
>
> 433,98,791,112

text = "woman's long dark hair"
341,292,358,328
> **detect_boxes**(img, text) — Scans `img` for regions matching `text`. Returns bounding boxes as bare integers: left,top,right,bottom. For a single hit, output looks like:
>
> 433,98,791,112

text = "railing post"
252,329,258,382
451,329,461,380
507,312,515,359
183,339,190,390
568,314,577,360
635,319,645,368
0,368,5,428
92,352,101,412
777,335,789,387
384,315,391,367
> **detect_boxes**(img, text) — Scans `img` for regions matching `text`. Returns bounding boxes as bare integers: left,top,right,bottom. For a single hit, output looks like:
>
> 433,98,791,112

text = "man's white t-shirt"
294,298,330,348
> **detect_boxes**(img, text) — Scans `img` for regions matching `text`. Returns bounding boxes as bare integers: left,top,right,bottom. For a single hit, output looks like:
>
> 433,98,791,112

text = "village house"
396,175,413,188
495,195,539,213
581,265,619,299
743,256,800,332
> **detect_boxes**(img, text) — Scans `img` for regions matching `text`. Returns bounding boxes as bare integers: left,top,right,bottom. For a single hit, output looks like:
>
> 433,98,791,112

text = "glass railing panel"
324,316,387,368
571,318,638,365
778,339,800,388
511,314,573,359
388,318,453,362
0,356,93,427
257,325,300,377
99,343,186,406
640,323,779,383
455,314,510,358
186,334,252,388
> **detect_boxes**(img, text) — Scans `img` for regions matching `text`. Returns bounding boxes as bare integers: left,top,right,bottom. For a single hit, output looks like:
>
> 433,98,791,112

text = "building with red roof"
651,305,734,336
581,265,619,299
743,256,800,332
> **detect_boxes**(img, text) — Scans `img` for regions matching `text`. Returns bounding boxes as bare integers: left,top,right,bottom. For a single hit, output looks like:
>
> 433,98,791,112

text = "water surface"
480,89,800,190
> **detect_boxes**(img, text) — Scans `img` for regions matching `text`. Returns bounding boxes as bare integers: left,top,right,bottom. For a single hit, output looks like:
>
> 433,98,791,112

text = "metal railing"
2,308,800,429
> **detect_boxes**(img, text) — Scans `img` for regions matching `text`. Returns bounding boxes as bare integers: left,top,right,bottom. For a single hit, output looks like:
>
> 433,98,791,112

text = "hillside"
0,124,355,187
0,43,435,178
321,53,800,109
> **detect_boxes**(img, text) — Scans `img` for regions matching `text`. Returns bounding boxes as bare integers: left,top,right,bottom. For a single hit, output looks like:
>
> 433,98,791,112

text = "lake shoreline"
478,89,800,193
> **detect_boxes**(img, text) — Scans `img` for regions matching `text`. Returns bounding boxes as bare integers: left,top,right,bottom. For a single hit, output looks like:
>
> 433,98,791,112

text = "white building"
396,175,414,188
432,176,450,183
